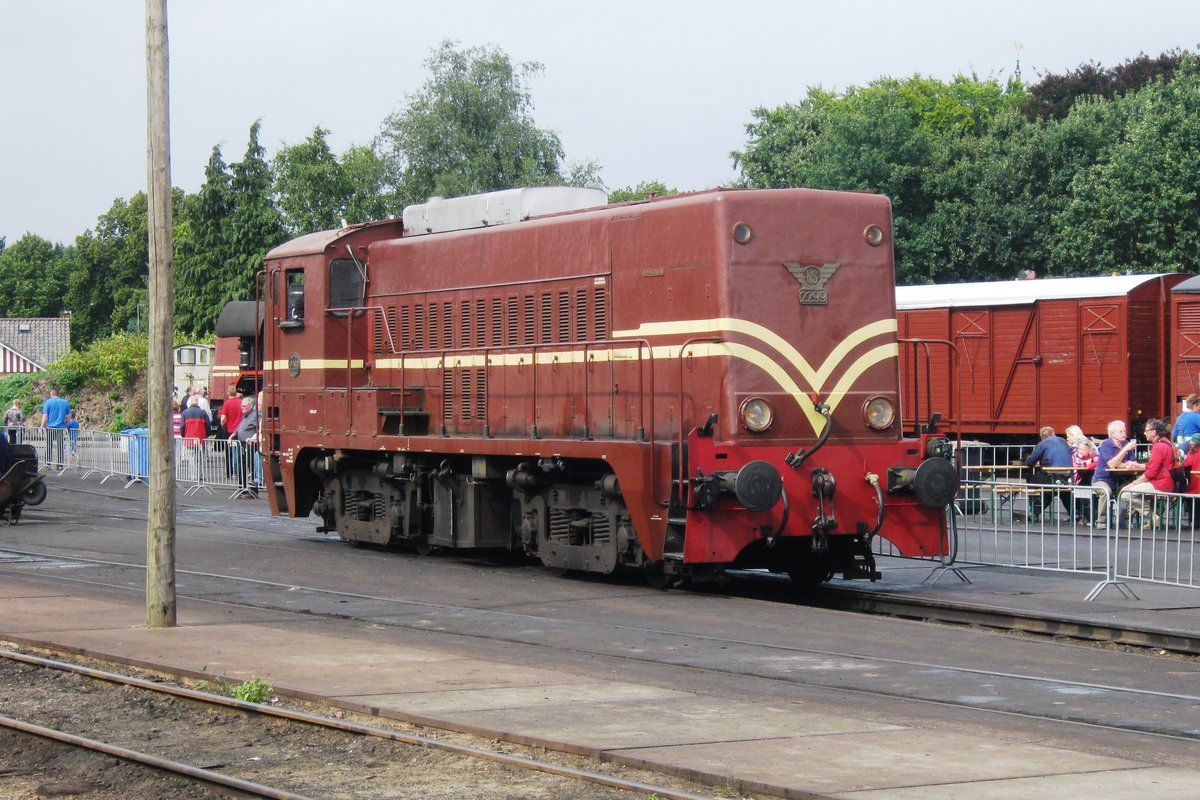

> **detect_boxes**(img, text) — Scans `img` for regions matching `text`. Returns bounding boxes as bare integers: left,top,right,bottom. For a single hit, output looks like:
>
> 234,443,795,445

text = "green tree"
0,234,69,316
341,144,395,223
226,120,286,308
379,40,566,205
176,145,235,335
734,74,1025,283
1052,62,1200,274
63,194,152,346
272,126,353,235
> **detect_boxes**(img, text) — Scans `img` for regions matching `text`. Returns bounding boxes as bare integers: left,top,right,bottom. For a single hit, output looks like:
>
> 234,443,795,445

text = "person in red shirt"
1118,418,1177,527
219,386,244,481
1183,433,1200,530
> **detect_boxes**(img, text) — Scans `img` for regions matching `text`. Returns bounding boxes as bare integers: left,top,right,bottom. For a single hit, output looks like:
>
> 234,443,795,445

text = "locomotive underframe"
309,449,645,573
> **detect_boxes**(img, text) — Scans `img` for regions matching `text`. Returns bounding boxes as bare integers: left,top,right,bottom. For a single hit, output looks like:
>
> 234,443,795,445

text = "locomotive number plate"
799,289,828,305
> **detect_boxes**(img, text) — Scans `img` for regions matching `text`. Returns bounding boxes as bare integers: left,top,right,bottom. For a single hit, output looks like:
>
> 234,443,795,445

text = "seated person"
1118,418,1175,528
1072,439,1099,523
1025,426,1073,521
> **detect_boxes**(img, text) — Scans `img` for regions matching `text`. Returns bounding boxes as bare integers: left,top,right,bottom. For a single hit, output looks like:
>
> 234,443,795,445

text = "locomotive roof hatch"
401,187,608,236
896,273,1172,309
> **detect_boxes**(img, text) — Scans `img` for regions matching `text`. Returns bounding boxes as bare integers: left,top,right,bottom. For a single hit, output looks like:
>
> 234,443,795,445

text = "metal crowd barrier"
8,426,262,501
9,428,1196,598
876,440,1200,600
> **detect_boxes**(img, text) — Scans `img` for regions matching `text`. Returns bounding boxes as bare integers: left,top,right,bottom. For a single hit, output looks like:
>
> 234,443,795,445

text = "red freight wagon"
1171,276,1200,408
896,274,1188,442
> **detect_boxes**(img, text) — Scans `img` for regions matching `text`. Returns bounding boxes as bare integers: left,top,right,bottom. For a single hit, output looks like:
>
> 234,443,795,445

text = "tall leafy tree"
733,74,1025,283
64,194,152,346
0,234,69,317
176,145,235,335
341,144,395,223
226,120,286,308
272,126,353,235
1052,61,1200,274
379,40,566,205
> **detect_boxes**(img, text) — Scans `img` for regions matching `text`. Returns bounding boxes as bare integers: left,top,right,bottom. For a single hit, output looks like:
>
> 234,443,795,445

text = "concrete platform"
3,475,1200,798
3,568,1199,799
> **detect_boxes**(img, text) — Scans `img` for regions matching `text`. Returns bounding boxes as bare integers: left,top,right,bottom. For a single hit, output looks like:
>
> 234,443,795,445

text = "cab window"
329,258,365,312
284,270,305,326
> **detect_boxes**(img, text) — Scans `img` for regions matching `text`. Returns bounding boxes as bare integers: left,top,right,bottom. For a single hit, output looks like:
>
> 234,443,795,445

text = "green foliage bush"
48,333,149,392
0,374,35,407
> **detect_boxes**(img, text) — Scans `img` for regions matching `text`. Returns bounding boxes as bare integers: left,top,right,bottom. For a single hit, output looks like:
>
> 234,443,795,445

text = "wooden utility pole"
145,0,176,628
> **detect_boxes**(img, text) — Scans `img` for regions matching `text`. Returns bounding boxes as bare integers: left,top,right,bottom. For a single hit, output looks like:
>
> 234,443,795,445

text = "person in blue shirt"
1025,426,1074,522
1172,394,1200,454
40,388,71,466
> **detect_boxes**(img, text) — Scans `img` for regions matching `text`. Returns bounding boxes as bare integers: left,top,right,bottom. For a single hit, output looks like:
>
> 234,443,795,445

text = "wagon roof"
895,274,1172,310
1171,275,1200,294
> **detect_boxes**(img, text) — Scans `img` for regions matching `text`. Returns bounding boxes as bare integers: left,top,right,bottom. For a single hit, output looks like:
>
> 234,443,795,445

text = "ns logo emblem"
784,262,840,305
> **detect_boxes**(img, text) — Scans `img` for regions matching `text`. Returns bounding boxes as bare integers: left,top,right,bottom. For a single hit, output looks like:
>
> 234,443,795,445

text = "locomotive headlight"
732,223,754,245
740,397,774,432
863,396,895,430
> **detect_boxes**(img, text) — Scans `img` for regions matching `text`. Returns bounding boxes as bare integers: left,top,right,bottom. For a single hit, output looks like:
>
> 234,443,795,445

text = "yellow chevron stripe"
264,318,899,435
613,317,896,392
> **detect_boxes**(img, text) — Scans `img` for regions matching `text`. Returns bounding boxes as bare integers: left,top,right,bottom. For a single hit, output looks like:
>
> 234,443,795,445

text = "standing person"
4,399,24,443
181,395,209,482
1093,420,1140,529
1118,418,1176,528
219,385,244,480
65,411,80,464
1024,426,1073,521
171,400,182,438
40,388,71,466
228,395,259,497
1173,394,1200,454
189,384,212,423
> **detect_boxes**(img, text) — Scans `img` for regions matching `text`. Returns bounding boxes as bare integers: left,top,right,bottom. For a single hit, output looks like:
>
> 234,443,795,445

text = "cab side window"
329,258,364,313
284,270,305,326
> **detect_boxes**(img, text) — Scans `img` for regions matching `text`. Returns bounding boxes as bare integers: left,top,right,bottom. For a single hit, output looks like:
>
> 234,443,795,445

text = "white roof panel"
895,274,1169,310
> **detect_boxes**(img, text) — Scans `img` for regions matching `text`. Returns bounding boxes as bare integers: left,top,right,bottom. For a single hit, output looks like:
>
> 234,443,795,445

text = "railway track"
0,648,716,800
2,541,1199,749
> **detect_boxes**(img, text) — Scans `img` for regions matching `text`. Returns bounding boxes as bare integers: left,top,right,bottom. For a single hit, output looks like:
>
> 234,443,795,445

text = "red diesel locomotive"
246,187,957,585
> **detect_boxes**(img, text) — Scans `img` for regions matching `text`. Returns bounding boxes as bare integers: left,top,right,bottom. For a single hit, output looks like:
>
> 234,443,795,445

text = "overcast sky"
3,1,1198,244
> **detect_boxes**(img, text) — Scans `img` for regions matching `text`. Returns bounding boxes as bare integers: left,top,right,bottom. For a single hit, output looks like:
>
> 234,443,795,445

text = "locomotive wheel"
644,563,681,590
414,542,441,557
22,480,46,507
788,560,835,589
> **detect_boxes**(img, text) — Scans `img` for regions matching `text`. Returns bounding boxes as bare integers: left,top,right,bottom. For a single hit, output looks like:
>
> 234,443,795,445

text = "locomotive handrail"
897,337,962,439
676,337,724,505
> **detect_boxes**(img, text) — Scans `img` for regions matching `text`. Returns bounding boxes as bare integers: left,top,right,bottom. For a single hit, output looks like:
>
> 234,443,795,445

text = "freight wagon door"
1079,301,1124,430
954,307,1038,436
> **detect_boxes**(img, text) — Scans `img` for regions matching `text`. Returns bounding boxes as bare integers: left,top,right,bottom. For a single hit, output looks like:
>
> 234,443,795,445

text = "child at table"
1072,439,1099,524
